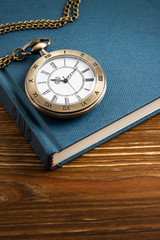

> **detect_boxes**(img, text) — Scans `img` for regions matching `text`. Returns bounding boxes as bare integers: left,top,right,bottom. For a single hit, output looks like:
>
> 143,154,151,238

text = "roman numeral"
33,92,38,97
82,68,90,74
80,53,85,57
65,97,70,105
37,81,47,84
92,62,98,67
95,91,99,95
43,89,50,95
75,95,82,101
44,54,51,59
41,70,49,76
29,79,33,83
51,95,58,103
74,61,79,68
85,78,94,82
81,102,87,106
98,75,103,81
63,106,70,111
50,62,57,68
33,64,38,69
44,102,52,108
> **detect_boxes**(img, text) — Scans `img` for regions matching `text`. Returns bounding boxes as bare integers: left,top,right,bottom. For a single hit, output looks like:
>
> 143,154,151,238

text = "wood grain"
0,102,160,240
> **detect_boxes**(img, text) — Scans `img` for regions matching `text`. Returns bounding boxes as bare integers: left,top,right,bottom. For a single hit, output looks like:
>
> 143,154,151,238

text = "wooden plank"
0,102,160,240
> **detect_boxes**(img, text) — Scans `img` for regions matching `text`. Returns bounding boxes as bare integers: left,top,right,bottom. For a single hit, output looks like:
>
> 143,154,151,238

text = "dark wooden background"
0,102,160,240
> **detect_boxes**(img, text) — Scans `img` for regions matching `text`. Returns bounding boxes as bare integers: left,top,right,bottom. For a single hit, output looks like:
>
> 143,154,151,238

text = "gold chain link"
0,0,82,69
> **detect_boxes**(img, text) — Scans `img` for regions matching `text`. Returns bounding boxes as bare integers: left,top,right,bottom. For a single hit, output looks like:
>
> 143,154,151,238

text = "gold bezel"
25,49,107,118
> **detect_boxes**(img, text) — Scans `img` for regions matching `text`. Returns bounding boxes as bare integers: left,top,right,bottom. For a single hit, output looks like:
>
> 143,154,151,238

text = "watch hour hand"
50,77,65,84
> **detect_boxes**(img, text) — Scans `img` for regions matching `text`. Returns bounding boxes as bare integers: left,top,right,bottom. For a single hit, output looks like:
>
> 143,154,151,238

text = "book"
0,0,159,170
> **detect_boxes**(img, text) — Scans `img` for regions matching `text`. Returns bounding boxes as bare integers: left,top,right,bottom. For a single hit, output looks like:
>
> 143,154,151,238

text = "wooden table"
0,102,160,240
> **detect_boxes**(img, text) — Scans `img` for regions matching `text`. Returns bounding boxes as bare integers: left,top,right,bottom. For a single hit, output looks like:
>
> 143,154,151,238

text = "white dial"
35,56,96,105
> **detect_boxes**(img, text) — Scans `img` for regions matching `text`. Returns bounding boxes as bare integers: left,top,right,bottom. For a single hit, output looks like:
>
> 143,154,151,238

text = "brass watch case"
25,49,107,118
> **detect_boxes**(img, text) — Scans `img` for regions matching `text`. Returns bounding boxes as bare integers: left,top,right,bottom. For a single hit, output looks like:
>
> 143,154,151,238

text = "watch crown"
21,38,51,56
31,42,48,55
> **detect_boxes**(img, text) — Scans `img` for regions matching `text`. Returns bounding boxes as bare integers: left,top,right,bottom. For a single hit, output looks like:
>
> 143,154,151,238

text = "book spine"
0,84,54,170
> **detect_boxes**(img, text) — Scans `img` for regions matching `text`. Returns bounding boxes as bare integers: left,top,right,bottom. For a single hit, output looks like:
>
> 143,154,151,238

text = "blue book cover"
0,0,159,170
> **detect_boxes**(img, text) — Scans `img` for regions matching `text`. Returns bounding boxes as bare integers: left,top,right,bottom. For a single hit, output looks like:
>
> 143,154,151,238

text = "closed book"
0,0,159,170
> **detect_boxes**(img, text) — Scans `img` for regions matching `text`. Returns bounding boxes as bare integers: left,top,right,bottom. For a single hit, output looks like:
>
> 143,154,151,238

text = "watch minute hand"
66,67,78,80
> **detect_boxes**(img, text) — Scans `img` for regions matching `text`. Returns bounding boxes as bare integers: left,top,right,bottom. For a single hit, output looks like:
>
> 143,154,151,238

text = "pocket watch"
24,38,107,118
0,1,107,118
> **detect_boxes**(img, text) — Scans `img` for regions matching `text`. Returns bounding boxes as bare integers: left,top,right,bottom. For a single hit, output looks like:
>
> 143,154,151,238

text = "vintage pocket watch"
0,1,107,118
24,38,107,118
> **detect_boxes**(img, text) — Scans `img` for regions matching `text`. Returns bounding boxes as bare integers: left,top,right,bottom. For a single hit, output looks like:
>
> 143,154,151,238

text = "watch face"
35,55,96,105
25,49,107,118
